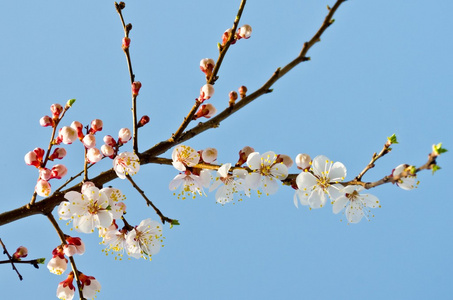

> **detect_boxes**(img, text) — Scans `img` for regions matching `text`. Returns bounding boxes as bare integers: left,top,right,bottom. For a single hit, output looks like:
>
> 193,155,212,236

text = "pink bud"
40,115,54,127
118,128,131,144
194,103,217,119
49,148,67,160
138,115,150,128
132,81,142,96
35,179,51,197
86,148,102,163
101,144,115,157
122,37,131,50
57,272,75,299
39,168,52,181
12,246,28,260
222,28,236,46
295,153,311,170
50,104,63,118
25,148,44,168
200,58,215,77
237,146,255,166
58,126,78,144
276,154,293,168
65,236,85,255
89,119,103,134
82,134,96,149
70,121,84,140
103,135,116,147
237,24,252,39
51,164,68,179
238,85,247,98
199,84,215,103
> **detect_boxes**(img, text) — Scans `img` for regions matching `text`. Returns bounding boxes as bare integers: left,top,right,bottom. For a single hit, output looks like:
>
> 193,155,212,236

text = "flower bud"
238,85,247,98
200,58,215,77
82,134,96,149
50,104,63,118
25,148,44,168
295,153,311,170
101,144,115,157
118,128,131,144
194,103,217,119
276,154,293,168
89,119,103,134
201,148,218,164
70,121,84,140
237,24,252,39
132,81,142,96
103,135,116,147
58,126,78,144
57,272,75,300
49,148,67,161
229,91,238,107
39,167,52,181
51,164,68,179
40,115,54,127
86,148,102,163
122,37,131,50
222,28,236,46
65,236,85,256
138,115,150,128
237,146,255,166
13,246,28,260
199,84,215,102
35,179,51,197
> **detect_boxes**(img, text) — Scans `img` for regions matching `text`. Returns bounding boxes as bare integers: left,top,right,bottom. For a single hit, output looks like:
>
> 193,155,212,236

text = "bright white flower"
113,151,140,179
209,163,249,204
245,151,288,196
102,228,128,259
169,170,210,200
392,164,419,190
171,145,200,171
47,256,67,275
58,186,113,233
295,155,346,209
102,187,127,220
126,218,163,260
333,185,380,223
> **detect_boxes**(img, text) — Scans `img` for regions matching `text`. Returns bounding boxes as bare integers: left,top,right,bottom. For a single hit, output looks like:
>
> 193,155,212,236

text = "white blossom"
333,185,380,223
246,151,288,196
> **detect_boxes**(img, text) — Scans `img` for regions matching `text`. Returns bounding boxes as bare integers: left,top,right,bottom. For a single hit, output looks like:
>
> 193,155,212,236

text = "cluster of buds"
221,24,252,47
39,100,75,128
47,236,85,276
101,128,132,159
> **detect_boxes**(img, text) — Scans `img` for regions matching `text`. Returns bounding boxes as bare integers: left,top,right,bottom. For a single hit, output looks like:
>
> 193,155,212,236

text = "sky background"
0,0,452,299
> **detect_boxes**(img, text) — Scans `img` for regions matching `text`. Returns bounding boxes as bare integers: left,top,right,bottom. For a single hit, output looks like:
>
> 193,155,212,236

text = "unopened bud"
25,148,45,168
118,128,131,144
101,144,115,157
50,104,63,119
89,119,103,134
237,24,252,39
276,154,293,168
200,58,215,77
51,164,68,179
296,153,311,170
237,146,255,166
222,28,236,46
238,86,247,98
13,246,28,260
82,134,96,149
65,99,76,109
70,121,84,140
103,135,116,147
58,126,78,144
49,148,67,161
40,116,54,127
132,81,142,96
138,115,150,128
86,148,102,163
201,148,218,164
229,91,238,107
122,37,131,50
194,103,217,119
35,179,51,197
199,84,215,103
39,168,52,181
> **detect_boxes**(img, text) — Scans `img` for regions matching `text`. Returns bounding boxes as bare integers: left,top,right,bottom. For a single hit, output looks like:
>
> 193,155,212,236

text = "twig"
0,238,23,280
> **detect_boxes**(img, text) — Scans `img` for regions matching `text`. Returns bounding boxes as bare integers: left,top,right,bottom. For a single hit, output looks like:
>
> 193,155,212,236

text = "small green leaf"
432,143,448,155
388,133,398,144
36,258,46,264
432,164,441,174
170,219,180,228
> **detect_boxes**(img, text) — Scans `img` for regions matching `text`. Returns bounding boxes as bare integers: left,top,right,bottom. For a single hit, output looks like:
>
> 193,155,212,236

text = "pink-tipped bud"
194,103,217,119
103,135,116,147
56,272,75,299
82,134,96,149
64,236,85,256
39,168,52,181
12,246,28,260
199,84,215,103
238,86,247,99
89,119,103,134
229,91,238,107
50,164,68,179
200,58,215,77
25,148,45,168
101,144,115,157
295,153,311,170
132,81,142,96
201,148,218,164
58,126,78,144
118,128,131,144
138,115,150,128
35,179,51,197
222,28,236,46
70,121,84,140
86,148,102,163
50,104,63,118
122,37,131,50
237,24,252,39
276,154,293,168
49,148,67,161
40,115,54,127
237,146,255,166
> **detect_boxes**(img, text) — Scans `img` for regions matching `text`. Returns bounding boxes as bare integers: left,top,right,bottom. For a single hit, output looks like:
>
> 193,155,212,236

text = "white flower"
35,179,51,197
392,164,419,190
169,170,210,200
57,273,75,300
102,228,128,259
58,186,113,233
47,256,67,275
209,163,249,204
333,185,380,223
79,273,101,299
295,155,346,209
245,151,288,196
171,145,200,171
126,218,163,260
113,151,140,179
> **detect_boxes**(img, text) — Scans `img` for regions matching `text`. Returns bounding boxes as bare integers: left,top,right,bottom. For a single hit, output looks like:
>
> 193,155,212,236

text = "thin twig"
0,238,23,280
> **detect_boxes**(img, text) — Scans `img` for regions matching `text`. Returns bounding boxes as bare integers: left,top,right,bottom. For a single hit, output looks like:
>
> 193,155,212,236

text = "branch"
0,238,23,280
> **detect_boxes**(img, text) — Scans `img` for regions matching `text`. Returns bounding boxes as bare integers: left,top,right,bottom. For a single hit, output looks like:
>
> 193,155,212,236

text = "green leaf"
66,99,76,107
387,133,398,144
170,219,180,228
432,164,441,174
432,143,448,155
36,258,46,264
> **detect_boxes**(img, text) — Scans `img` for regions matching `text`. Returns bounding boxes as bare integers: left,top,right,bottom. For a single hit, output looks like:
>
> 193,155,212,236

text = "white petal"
311,155,329,176
332,196,348,214
262,176,279,195
308,189,326,209
270,163,288,180
346,201,364,223
218,163,231,178
246,173,261,190
260,151,277,167
246,152,261,170
295,172,317,190
361,193,380,208
330,162,347,182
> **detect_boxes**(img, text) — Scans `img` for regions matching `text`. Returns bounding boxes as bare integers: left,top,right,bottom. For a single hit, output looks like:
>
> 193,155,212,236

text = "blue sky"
0,0,452,299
